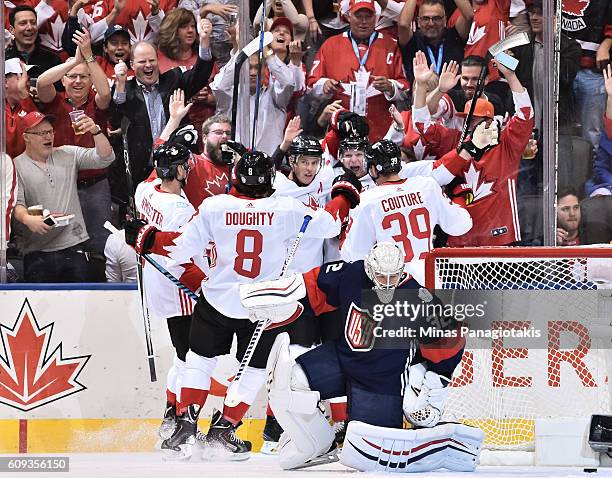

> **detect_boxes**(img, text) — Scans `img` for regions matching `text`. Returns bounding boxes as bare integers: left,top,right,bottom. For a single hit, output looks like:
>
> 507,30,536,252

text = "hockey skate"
201,409,252,461
333,419,348,448
260,415,283,455
158,402,177,441
160,404,200,461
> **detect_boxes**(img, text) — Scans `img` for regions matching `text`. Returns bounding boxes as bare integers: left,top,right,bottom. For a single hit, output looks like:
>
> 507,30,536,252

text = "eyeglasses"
25,129,55,137
210,130,232,136
64,73,91,80
418,15,445,23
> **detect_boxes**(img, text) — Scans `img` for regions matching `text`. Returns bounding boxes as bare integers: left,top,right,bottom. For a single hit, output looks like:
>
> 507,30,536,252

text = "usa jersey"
135,180,197,320
161,193,343,319
341,176,472,286
272,165,336,273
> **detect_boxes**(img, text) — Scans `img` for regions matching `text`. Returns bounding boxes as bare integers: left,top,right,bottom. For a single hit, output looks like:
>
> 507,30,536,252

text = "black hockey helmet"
231,150,276,197
220,140,247,165
365,140,402,176
339,136,369,156
153,142,191,180
288,135,323,159
167,124,199,153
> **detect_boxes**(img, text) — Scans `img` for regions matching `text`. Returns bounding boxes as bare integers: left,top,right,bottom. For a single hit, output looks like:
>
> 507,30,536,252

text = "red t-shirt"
43,91,109,179
5,97,38,159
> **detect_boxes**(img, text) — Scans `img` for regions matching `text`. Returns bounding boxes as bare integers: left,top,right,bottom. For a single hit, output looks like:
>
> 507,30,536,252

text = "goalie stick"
121,117,157,382
230,32,273,140
458,32,530,146
224,215,313,407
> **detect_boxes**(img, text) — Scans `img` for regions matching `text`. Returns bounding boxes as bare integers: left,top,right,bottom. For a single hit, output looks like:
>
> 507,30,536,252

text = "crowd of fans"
2,0,612,283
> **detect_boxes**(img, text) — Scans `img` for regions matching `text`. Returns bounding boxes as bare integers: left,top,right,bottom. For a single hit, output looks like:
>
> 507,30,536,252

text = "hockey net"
424,246,612,452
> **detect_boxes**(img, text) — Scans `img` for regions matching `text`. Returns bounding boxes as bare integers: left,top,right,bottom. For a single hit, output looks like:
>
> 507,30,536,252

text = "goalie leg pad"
267,333,336,470
340,421,484,473
348,383,404,429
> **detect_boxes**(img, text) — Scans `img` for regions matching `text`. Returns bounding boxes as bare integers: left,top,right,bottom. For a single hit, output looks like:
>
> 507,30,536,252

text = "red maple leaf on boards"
0,299,90,412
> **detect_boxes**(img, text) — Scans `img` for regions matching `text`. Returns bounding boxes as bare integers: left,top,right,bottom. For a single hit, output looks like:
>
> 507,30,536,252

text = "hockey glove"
449,183,474,206
403,363,451,428
124,218,158,255
331,110,370,139
331,170,362,209
458,119,500,160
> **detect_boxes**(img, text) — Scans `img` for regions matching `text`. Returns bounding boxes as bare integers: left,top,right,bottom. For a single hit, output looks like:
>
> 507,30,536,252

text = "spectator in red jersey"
99,26,134,84
35,29,112,262
6,6,62,81
5,58,38,159
158,8,217,149
412,51,534,246
556,187,582,246
307,0,409,142
398,0,472,84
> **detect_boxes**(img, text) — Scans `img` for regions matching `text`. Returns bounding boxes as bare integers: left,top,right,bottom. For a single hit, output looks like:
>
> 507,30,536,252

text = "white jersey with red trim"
272,165,336,273
164,193,343,319
135,179,196,320
341,177,472,286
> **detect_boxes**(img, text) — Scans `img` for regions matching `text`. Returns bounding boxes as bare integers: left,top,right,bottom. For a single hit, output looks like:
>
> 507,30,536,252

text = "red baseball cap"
456,98,495,119
349,0,376,13
21,111,56,130
270,16,294,39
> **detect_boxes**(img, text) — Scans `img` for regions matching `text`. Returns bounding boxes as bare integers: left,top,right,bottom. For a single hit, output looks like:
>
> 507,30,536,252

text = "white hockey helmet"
364,242,405,303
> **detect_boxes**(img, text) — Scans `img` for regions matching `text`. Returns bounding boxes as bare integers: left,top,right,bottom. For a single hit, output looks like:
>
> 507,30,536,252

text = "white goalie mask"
364,242,405,304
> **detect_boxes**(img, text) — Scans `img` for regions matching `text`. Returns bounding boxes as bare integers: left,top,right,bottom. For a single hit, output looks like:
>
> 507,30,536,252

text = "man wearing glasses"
398,0,472,84
12,111,115,283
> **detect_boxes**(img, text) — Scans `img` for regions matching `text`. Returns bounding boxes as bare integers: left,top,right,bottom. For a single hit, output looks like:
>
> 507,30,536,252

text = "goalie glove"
403,363,451,428
458,119,500,160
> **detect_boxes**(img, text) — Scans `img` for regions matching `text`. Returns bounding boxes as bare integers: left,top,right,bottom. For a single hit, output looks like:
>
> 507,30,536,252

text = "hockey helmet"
339,136,369,155
220,140,247,165
364,242,405,303
231,150,276,197
288,135,323,159
365,140,402,177
153,142,191,180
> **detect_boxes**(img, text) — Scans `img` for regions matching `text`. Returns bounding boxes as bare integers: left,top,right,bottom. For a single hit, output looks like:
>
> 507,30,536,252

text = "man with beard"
556,187,582,246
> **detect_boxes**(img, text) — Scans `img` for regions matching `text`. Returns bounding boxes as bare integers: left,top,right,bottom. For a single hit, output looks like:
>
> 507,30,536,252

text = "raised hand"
73,29,93,59
283,116,303,145
114,60,128,84
413,50,435,85
201,3,238,20
438,61,460,93
168,89,193,120
199,18,213,47
389,104,404,130
147,0,160,15
308,18,322,42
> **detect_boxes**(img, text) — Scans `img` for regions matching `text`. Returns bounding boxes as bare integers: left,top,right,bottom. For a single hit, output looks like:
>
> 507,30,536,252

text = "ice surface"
4,453,612,478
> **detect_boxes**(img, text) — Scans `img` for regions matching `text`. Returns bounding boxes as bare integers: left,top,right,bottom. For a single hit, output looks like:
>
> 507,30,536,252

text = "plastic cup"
69,110,86,135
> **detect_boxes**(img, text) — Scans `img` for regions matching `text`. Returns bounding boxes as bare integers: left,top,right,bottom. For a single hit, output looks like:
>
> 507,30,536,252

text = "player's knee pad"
224,366,266,406
340,421,484,473
267,333,335,470
181,351,217,390
349,385,404,429
166,356,187,394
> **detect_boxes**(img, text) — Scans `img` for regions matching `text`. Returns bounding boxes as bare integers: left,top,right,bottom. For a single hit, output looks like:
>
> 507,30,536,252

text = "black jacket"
109,56,214,203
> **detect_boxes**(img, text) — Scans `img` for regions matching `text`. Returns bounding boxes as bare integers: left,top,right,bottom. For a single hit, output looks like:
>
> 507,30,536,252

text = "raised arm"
36,54,83,104
73,29,111,110
398,0,417,46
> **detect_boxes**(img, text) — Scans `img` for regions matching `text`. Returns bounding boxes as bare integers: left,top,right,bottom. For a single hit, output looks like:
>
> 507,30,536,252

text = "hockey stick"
457,32,530,146
103,221,199,302
224,215,313,407
230,32,274,140
251,0,267,149
121,117,157,382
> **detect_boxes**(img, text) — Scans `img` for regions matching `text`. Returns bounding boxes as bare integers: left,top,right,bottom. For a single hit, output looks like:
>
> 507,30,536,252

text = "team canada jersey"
272,165,335,273
561,0,612,66
135,180,196,320
412,89,534,246
307,31,409,142
341,176,472,286
159,193,344,319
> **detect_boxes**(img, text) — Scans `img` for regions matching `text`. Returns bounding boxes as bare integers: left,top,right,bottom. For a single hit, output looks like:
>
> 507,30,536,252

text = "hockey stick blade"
488,32,530,58
243,31,273,58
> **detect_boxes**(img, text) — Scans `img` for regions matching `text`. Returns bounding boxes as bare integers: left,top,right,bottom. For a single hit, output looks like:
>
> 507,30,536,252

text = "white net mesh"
426,247,612,451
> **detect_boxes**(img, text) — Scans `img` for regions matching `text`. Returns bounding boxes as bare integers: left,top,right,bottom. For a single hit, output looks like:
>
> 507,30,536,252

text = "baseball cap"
270,17,294,39
349,0,376,13
456,98,495,119
21,111,56,130
104,25,130,43
5,58,35,76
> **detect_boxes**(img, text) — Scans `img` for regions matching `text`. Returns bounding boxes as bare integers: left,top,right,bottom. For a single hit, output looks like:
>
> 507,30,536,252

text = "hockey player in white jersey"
342,139,489,285
134,142,200,444
333,136,376,191
125,150,361,461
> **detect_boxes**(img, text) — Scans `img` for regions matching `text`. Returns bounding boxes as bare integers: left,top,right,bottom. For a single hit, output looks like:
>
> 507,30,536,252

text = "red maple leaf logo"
562,0,589,17
302,194,320,211
0,299,90,412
